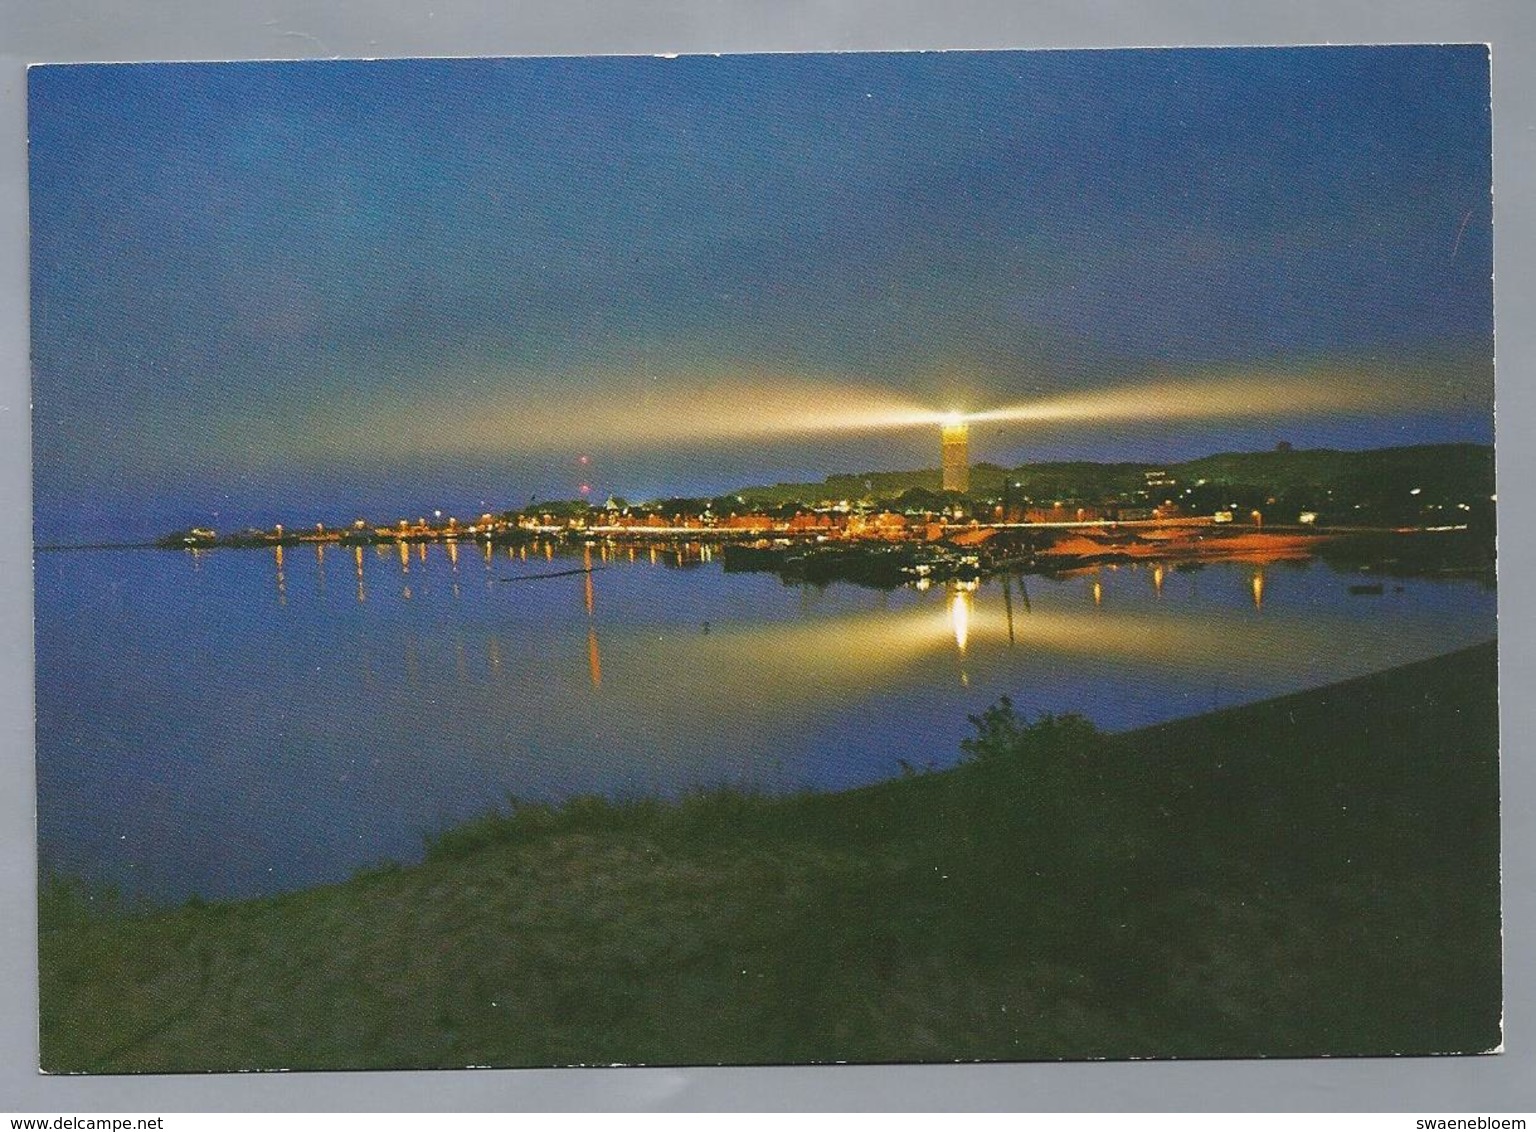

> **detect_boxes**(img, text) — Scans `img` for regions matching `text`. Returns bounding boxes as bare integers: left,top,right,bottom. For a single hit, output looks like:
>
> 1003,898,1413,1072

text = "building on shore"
941,418,970,494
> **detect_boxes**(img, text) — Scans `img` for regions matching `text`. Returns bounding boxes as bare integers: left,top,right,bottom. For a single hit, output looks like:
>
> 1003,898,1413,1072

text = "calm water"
35,540,1496,903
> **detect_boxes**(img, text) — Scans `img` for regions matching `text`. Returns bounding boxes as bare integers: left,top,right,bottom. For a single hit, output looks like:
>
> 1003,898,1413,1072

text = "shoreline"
37,524,1495,590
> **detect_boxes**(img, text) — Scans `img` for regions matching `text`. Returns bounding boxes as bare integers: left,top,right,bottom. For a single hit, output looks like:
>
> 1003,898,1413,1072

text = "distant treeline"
732,442,1495,526
491,443,1497,523
737,442,1493,504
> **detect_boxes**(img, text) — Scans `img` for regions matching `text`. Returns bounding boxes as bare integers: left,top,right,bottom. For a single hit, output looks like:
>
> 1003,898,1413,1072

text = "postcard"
30,46,1498,1072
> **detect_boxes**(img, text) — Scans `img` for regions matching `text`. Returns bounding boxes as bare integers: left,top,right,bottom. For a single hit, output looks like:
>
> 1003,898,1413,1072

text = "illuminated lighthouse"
941,413,970,493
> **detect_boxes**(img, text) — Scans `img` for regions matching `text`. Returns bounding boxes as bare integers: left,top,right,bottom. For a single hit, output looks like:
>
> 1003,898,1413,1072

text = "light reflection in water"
949,584,972,653
169,547,1495,745
447,541,462,598
54,549,1497,903
587,626,603,689
582,543,602,688
1153,563,1165,596
577,579,1487,727
199,548,1490,708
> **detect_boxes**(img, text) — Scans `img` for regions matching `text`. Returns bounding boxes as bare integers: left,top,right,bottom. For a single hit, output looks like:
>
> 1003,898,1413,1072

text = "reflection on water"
583,543,602,688
588,626,603,689
34,542,1496,904
949,585,972,653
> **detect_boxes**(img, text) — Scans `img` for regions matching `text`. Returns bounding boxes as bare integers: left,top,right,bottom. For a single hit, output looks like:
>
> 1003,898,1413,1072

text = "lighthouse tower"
941,416,970,494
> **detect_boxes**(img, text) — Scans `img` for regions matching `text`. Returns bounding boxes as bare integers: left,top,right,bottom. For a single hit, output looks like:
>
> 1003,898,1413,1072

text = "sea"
33,539,1497,903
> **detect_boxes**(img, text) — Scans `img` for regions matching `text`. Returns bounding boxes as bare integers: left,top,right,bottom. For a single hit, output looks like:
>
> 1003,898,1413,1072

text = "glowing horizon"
237,358,1489,465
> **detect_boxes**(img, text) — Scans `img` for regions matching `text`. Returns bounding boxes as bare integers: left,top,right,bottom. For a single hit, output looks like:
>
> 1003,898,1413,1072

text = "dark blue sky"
29,47,1493,540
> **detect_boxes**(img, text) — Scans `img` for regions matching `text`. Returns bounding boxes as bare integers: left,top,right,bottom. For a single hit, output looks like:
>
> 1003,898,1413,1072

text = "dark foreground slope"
40,643,1501,1071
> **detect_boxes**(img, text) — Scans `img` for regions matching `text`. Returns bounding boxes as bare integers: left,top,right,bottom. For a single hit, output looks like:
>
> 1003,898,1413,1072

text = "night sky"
29,47,1493,542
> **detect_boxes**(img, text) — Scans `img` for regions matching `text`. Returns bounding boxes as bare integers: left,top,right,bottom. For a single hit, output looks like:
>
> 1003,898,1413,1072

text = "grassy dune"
40,643,1501,1072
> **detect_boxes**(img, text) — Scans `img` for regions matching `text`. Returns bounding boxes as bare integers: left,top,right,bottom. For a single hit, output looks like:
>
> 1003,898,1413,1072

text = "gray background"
1,0,1532,1113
